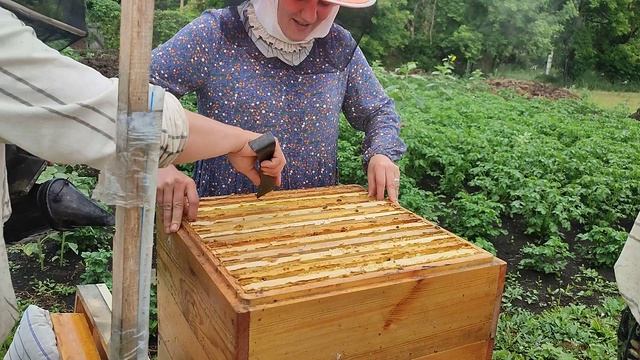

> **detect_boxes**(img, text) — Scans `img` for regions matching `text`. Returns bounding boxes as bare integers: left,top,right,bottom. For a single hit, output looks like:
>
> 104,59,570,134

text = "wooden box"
157,185,506,360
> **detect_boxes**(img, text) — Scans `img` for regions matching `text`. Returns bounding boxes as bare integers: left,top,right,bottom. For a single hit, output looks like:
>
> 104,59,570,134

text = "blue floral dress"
151,6,406,196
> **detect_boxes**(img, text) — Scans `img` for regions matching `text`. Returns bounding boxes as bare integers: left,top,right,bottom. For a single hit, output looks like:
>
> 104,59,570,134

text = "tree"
556,0,640,81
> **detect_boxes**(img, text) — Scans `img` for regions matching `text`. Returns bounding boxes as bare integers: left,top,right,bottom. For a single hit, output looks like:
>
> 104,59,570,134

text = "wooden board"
75,284,112,360
158,185,506,359
51,313,101,360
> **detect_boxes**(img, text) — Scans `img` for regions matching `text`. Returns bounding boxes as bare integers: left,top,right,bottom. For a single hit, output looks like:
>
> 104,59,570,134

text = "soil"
7,236,84,312
487,78,579,100
492,216,617,312
7,235,159,355
78,51,120,78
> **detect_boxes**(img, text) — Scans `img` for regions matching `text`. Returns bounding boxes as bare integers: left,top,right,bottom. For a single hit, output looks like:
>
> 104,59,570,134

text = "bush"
86,0,121,49
153,9,199,47
519,237,575,275
577,226,628,267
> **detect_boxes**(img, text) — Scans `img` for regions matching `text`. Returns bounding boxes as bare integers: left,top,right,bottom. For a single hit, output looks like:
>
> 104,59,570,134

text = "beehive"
157,185,506,360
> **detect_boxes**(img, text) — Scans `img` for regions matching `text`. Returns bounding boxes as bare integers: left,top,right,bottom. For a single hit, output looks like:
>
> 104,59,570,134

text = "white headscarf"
241,0,340,65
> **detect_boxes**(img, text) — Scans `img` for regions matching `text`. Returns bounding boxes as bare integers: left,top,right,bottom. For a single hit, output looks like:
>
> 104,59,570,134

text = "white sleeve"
0,7,187,170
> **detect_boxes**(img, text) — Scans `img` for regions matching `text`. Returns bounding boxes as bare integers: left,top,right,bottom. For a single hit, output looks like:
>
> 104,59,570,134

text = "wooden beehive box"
157,185,506,360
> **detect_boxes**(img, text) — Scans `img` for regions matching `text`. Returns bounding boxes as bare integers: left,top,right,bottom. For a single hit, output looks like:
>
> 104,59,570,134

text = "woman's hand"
227,131,286,187
156,165,199,233
367,154,400,203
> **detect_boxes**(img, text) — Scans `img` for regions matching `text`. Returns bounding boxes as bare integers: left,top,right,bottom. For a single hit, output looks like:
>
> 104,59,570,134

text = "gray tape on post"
94,111,161,208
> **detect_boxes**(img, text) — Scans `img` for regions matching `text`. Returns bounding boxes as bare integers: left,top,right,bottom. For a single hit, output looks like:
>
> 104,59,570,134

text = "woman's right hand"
227,131,286,187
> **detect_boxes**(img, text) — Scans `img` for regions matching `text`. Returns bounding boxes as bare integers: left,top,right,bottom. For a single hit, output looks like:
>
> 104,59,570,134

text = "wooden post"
111,0,156,359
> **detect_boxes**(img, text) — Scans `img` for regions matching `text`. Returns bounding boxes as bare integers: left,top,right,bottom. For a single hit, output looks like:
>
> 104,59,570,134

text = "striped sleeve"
0,7,187,170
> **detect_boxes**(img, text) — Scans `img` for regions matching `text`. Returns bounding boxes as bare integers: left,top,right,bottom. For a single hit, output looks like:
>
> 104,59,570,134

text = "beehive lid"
185,185,494,306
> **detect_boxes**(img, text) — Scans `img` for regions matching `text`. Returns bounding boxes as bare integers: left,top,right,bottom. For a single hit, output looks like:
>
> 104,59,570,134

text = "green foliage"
431,55,457,80
81,250,113,287
359,0,411,63
31,279,76,297
64,226,114,254
16,237,47,271
38,165,96,197
183,0,225,13
445,192,505,241
397,179,443,223
337,116,365,186
501,272,539,312
86,0,121,49
180,92,199,112
153,9,199,47
495,296,625,359
149,285,158,336
555,0,640,82
577,226,628,267
44,232,79,267
472,237,497,255
519,237,575,275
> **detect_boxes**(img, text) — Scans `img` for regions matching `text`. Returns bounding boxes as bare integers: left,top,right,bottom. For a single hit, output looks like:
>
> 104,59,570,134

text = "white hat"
324,0,376,8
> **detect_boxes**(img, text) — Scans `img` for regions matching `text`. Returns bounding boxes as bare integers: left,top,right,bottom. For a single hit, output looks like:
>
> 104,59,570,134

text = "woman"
151,0,406,202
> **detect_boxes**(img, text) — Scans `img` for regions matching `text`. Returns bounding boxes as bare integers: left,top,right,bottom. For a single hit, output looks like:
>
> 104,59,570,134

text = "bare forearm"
173,111,251,164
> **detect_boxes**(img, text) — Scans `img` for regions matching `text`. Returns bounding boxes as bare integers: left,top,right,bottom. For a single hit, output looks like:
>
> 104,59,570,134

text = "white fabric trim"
616,212,640,322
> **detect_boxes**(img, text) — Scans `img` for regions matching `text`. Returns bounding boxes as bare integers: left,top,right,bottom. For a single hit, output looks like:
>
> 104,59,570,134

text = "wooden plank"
248,261,503,360
239,256,497,305
180,210,495,304
217,226,442,262
486,261,507,359
158,186,505,358
208,216,429,251
157,336,173,360
413,341,490,360
75,285,112,360
193,209,406,235
197,194,375,220
227,238,469,272
197,185,365,207
51,313,101,360
157,271,209,360
157,227,247,360
111,0,156,358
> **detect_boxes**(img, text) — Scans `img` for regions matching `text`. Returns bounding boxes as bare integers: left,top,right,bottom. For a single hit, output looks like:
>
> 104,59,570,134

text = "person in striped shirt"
616,213,640,360
0,6,286,344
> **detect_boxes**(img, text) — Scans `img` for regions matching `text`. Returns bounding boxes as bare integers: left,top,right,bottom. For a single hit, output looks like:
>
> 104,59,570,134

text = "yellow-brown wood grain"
158,185,506,360
51,313,101,360
189,186,493,300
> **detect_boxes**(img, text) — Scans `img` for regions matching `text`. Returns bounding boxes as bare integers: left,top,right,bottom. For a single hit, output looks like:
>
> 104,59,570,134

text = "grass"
584,90,640,112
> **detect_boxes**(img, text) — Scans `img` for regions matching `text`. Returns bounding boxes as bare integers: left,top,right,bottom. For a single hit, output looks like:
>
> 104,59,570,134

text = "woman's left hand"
367,154,400,203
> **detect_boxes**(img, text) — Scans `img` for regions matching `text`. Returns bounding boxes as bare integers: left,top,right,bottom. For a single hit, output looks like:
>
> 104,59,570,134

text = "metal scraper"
248,132,277,198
